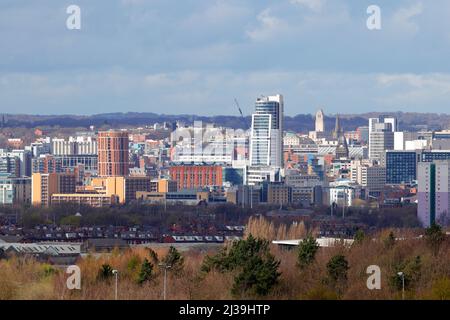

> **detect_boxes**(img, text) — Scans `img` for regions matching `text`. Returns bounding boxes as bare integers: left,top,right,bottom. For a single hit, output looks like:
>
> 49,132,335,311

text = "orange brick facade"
169,165,223,190
98,131,130,177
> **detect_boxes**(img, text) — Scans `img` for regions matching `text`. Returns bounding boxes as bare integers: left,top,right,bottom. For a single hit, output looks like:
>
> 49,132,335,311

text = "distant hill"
1,111,449,133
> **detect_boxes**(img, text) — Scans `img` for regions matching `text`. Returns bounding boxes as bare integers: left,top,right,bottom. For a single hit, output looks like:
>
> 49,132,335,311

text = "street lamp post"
159,263,172,300
397,272,405,300
112,270,119,300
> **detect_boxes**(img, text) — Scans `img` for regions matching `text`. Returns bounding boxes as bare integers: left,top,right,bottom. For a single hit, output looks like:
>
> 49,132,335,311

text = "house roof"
0,243,81,255
272,237,354,248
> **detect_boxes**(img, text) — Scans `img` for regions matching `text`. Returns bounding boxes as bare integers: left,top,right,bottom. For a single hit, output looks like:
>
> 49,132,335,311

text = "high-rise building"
98,131,130,177
32,155,63,174
250,94,284,168
386,150,419,184
369,115,397,133
0,176,31,205
0,155,20,177
368,116,396,164
315,109,325,133
52,136,98,156
0,149,32,177
418,161,450,227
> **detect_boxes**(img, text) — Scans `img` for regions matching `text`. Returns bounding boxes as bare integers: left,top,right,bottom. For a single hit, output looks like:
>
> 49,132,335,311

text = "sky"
1,0,450,116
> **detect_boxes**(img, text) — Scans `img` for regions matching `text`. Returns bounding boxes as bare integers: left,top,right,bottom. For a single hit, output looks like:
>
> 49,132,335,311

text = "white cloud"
290,0,325,12
246,9,288,41
3,70,450,115
391,2,423,34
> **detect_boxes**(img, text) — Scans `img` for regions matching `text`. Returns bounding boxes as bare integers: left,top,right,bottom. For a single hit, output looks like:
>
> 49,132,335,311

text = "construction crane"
234,98,248,129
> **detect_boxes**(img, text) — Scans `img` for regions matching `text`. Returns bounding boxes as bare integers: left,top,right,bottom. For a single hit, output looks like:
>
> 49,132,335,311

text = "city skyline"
1,1,450,116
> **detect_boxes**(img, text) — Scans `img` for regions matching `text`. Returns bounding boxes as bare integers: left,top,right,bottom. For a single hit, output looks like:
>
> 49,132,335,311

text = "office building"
32,155,63,174
351,164,386,195
0,156,20,177
52,136,98,156
0,149,32,177
98,131,130,177
0,177,31,205
267,183,292,205
32,173,76,207
385,151,419,185
421,150,450,162
250,94,284,168
169,165,223,190
368,116,396,164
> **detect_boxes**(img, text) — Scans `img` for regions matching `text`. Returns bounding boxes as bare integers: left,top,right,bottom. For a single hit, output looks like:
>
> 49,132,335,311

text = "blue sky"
1,0,450,116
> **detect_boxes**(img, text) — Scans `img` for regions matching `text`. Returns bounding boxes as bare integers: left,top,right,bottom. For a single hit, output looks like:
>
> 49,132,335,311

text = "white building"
369,116,396,164
315,109,325,133
171,125,248,165
52,136,97,156
250,94,284,168
329,180,362,207
246,166,281,186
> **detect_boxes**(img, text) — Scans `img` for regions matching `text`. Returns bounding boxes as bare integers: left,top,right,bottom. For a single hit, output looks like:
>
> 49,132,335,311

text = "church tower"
315,109,325,132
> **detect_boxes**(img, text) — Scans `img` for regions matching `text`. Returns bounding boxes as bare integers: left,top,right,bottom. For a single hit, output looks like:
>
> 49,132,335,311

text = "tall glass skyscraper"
250,95,284,168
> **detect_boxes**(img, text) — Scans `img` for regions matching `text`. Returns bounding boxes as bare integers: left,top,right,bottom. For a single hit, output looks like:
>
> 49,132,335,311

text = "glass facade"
386,151,417,184
421,151,450,162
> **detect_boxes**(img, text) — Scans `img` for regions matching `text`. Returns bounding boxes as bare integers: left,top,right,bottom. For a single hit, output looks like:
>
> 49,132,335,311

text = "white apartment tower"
250,94,284,168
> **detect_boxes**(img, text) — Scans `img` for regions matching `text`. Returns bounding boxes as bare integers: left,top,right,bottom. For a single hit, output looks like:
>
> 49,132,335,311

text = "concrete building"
369,127,394,165
351,163,386,195
51,193,118,208
245,166,281,186
0,155,20,177
31,173,76,207
329,180,363,207
98,131,130,177
52,136,98,156
90,176,153,204
0,149,32,177
32,155,63,174
369,116,396,164
417,161,450,227
267,182,291,205
0,176,31,205
137,189,210,206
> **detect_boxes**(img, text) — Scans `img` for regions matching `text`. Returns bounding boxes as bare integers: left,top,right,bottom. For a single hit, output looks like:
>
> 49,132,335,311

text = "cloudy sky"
1,0,450,116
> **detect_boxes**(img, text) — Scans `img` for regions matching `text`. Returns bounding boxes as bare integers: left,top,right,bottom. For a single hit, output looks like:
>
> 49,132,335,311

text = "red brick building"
169,165,223,190
98,131,130,177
